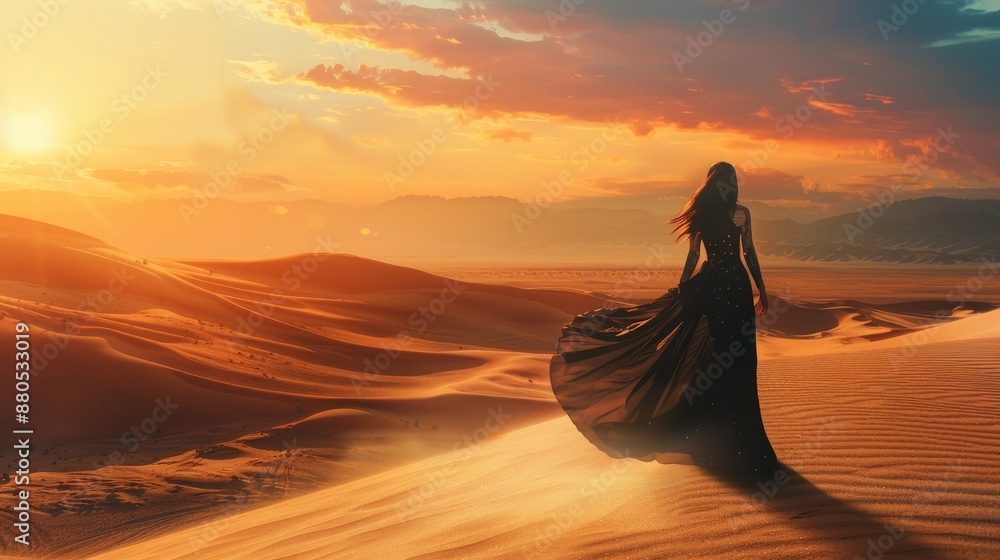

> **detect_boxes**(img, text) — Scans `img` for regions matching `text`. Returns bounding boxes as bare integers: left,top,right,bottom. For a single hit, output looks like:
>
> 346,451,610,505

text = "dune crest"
0,215,996,559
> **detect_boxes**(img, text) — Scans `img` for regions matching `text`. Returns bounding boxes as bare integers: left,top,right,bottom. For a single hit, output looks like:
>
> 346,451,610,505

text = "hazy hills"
759,197,1000,264
0,189,996,264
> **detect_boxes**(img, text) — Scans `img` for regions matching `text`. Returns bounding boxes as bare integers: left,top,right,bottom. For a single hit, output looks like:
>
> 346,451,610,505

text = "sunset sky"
1,0,999,218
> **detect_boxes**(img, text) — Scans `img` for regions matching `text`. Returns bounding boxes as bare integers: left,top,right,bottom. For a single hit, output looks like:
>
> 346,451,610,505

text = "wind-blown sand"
0,214,997,559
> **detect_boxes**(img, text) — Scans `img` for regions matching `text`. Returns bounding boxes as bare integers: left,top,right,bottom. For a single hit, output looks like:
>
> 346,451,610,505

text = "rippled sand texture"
0,214,997,559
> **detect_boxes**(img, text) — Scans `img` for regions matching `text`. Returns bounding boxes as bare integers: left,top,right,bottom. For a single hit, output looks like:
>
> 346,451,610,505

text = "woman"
549,161,778,476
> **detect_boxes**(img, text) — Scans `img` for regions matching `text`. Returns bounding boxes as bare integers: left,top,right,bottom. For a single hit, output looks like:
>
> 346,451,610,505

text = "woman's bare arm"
679,232,701,285
738,206,768,311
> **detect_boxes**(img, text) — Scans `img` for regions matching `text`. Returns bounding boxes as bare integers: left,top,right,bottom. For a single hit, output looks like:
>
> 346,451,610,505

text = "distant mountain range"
758,197,1000,264
0,190,996,264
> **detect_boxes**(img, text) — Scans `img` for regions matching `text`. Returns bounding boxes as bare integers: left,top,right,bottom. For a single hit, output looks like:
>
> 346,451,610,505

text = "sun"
3,110,54,153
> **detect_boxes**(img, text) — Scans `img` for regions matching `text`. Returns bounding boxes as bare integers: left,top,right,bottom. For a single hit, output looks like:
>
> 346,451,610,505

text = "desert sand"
1,213,998,559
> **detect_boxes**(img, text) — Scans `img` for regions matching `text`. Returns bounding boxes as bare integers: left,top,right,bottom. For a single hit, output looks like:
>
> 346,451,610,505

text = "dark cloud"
284,0,999,180
741,167,851,204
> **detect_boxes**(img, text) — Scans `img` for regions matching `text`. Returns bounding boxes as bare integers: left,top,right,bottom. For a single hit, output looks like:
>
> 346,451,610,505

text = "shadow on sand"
705,462,947,560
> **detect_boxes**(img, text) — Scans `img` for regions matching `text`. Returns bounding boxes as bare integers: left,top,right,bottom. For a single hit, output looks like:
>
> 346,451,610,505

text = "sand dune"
0,213,997,559
90,330,1000,559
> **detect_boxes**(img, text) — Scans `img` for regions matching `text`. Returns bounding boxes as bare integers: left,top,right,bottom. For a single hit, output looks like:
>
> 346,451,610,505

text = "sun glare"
3,110,54,153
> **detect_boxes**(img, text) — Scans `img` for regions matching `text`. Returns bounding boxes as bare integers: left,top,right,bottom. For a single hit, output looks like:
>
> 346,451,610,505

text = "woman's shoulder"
732,204,750,227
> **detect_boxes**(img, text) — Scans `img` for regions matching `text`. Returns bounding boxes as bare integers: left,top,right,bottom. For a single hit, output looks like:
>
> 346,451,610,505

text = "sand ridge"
0,214,997,559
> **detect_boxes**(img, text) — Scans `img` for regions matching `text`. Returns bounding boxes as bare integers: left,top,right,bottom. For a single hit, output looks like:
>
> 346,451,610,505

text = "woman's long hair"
669,161,739,241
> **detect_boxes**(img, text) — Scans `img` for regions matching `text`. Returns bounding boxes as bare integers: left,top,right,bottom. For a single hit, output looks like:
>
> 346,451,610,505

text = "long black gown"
549,217,778,476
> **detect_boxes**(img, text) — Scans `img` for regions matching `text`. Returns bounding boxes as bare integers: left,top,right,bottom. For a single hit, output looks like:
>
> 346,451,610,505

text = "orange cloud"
486,127,533,143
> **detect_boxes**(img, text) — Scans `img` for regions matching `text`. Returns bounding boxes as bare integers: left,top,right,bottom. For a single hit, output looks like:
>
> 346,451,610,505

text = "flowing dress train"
549,221,777,475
